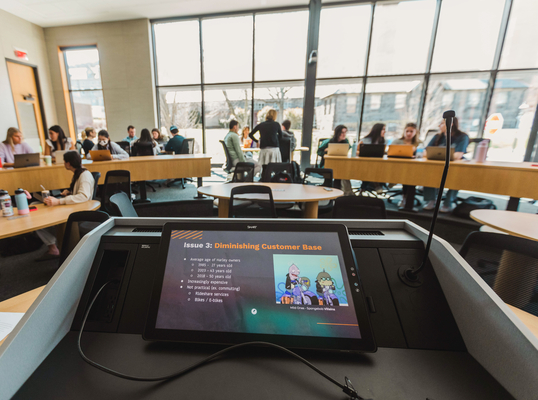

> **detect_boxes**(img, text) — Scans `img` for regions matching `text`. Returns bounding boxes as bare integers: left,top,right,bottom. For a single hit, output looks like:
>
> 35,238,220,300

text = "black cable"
78,281,368,399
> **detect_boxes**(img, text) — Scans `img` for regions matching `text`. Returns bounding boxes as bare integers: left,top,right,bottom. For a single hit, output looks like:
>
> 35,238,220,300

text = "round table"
0,200,101,240
470,209,538,241
470,209,538,306
198,183,343,219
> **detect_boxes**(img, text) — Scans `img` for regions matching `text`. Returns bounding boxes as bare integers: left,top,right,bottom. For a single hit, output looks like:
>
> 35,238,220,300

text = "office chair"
220,140,234,174
279,137,292,163
303,168,334,213
229,185,277,218
231,162,255,183
261,162,295,183
167,138,195,189
131,142,158,194
90,171,101,201
59,211,109,265
109,192,138,217
116,141,131,155
134,199,215,218
332,196,387,219
460,231,538,316
102,170,131,215
314,137,330,168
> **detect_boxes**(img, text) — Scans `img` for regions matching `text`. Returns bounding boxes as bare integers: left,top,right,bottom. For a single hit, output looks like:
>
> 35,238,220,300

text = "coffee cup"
44,155,52,166
41,190,50,203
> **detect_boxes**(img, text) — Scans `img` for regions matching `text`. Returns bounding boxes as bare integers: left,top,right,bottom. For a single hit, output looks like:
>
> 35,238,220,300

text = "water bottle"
474,140,488,163
351,139,358,157
416,144,424,159
0,190,14,217
15,188,29,215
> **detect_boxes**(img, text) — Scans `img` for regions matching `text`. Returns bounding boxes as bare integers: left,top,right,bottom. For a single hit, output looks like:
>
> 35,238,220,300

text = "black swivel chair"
102,170,131,216
303,168,334,213
59,211,110,265
231,162,255,183
332,196,387,219
279,138,292,163
167,138,195,189
459,231,538,316
109,192,138,217
315,138,330,168
220,140,234,174
90,172,101,201
229,185,277,218
261,162,295,183
131,142,158,195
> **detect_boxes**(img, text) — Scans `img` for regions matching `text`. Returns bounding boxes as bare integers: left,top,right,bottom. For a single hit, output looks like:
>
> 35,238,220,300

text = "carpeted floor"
0,167,536,301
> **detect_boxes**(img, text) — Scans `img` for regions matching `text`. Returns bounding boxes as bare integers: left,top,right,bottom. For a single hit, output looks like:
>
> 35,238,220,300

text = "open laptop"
327,143,350,156
358,144,385,158
387,145,414,158
54,150,67,164
426,146,455,161
89,150,113,161
14,153,40,168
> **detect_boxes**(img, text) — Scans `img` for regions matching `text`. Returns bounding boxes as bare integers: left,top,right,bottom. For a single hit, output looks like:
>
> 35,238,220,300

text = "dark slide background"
156,230,361,339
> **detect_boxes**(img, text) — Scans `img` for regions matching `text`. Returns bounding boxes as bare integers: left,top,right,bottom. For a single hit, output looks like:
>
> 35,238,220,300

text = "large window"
153,0,538,164
63,47,107,133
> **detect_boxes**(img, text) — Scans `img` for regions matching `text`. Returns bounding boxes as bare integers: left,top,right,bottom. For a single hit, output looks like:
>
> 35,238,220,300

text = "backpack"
290,161,302,184
453,196,496,219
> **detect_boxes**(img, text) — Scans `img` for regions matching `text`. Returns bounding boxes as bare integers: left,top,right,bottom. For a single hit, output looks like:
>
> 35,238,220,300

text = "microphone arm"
400,110,455,286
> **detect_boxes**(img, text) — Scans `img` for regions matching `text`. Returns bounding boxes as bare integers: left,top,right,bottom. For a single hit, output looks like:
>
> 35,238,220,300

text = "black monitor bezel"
144,221,376,352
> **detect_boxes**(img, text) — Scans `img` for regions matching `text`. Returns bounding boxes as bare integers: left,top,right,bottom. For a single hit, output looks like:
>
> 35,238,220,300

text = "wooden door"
6,61,46,153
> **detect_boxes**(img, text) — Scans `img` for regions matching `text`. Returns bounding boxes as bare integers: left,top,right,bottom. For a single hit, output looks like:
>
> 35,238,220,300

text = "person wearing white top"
45,125,75,157
89,129,129,160
35,151,95,261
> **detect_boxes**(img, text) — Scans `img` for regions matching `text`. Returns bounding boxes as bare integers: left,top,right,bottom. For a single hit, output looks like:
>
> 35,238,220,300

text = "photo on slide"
273,254,348,306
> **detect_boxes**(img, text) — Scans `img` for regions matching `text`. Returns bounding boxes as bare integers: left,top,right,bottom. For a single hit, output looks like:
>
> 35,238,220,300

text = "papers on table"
0,312,24,342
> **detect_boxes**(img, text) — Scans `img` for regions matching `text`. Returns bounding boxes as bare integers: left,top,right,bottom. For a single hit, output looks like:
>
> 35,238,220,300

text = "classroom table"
198,182,343,218
325,156,538,211
0,201,101,240
0,154,212,194
470,210,538,241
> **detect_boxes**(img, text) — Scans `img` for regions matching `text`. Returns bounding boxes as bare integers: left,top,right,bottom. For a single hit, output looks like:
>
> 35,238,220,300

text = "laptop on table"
327,143,350,156
426,146,455,161
89,150,113,161
14,153,40,168
358,144,385,158
387,145,415,158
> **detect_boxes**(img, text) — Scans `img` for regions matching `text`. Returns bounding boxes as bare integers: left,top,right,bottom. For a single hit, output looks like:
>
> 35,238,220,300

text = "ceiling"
0,0,311,28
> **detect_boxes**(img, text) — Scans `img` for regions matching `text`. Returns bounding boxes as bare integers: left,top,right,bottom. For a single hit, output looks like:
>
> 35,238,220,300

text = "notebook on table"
89,150,113,161
387,145,414,158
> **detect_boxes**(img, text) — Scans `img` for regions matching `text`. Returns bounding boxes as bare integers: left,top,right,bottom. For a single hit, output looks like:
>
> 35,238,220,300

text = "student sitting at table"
35,151,95,260
165,125,185,154
0,127,35,168
317,125,352,195
132,128,159,156
356,123,386,193
249,109,283,165
89,130,129,160
45,125,75,157
81,127,96,156
124,125,137,144
152,128,167,146
225,120,261,176
423,117,469,213
392,123,422,208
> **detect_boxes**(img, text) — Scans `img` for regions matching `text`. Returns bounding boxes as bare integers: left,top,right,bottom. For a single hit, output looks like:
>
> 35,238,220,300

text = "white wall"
44,19,157,141
0,9,57,142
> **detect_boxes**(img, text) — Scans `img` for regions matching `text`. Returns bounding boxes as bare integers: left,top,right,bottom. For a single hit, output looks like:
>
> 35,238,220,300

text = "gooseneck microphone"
399,110,455,286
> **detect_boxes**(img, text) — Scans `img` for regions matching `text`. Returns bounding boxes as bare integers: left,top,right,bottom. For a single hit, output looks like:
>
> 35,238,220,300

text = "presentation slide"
156,229,361,339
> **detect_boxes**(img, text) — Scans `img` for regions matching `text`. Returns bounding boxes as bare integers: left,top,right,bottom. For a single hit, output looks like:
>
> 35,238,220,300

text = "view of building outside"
64,47,107,134
153,0,538,164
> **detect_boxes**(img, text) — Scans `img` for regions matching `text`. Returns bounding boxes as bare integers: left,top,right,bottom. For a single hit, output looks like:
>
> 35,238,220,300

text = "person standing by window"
45,125,75,157
0,127,35,168
281,120,297,151
423,117,469,212
81,127,96,156
123,125,137,144
249,109,283,165
90,130,129,160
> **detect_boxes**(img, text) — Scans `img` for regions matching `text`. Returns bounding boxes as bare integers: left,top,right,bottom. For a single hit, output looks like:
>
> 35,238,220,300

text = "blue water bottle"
15,188,29,215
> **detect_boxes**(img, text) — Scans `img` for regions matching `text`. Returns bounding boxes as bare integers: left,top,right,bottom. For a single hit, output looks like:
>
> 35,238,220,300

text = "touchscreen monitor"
144,222,376,352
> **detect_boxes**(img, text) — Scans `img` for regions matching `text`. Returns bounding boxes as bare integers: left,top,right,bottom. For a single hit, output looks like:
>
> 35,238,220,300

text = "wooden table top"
470,210,538,241
241,147,260,152
0,200,100,240
198,182,343,202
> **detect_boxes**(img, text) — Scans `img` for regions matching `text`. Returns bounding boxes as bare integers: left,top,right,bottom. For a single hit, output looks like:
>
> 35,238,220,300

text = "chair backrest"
303,168,333,188
315,138,330,167
332,196,387,219
231,162,255,182
109,191,138,217
132,141,154,156
261,162,294,183
220,140,233,173
103,170,131,215
75,140,83,154
116,141,131,155
90,171,101,200
279,137,291,163
229,185,277,218
181,138,195,154
59,210,109,265
459,231,538,315
134,199,214,217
